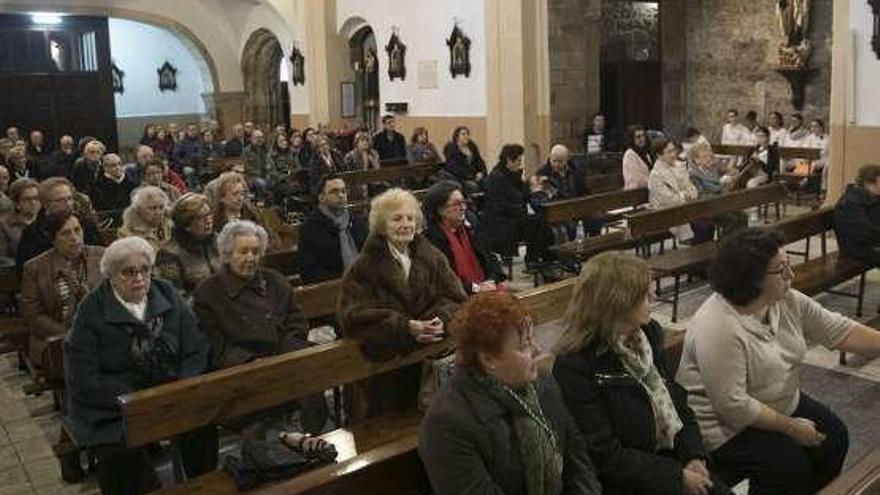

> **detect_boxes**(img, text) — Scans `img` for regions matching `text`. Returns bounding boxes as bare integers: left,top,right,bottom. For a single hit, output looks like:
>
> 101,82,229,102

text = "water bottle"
575,220,586,248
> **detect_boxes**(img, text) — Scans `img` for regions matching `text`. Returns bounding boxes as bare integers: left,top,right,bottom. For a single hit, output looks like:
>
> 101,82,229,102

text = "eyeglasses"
445,200,467,209
119,265,152,280
766,260,793,276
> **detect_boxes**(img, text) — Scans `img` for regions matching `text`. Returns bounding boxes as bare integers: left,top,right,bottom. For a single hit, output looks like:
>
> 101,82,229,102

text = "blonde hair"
217,171,246,200
554,251,652,354
368,188,423,235
688,141,713,162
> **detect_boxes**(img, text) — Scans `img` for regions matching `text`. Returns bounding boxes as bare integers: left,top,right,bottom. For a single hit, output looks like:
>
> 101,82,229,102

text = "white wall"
336,0,486,117
109,18,208,117
851,0,880,125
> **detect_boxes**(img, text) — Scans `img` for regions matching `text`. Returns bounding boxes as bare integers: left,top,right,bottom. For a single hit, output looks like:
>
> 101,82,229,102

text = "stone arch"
241,28,284,130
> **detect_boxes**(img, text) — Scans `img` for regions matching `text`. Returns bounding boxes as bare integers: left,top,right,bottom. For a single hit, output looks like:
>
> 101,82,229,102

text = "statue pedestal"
775,67,817,111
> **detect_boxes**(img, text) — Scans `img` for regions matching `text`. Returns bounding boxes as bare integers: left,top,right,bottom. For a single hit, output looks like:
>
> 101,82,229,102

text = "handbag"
419,350,457,411
223,438,336,491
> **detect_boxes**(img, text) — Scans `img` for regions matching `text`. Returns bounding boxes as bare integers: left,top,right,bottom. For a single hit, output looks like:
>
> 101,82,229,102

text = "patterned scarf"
616,331,683,450
474,372,563,495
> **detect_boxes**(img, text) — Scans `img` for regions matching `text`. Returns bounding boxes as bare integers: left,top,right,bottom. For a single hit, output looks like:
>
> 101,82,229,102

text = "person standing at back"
372,115,406,161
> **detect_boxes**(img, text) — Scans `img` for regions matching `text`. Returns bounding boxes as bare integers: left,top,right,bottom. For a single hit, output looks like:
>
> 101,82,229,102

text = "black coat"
535,161,588,199
298,208,368,284
64,278,209,446
419,369,602,495
371,131,407,161
834,184,880,265
308,151,345,195
92,175,135,212
553,321,712,495
42,150,76,180
72,157,100,195
423,222,505,292
481,165,528,256
443,142,487,184
224,138,245,157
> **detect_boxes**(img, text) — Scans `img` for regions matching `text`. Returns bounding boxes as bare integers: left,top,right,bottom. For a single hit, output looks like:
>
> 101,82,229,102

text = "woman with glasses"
0,178,40,266
118,186,173,252
677,229,880,494
155,193,220,302
64,236,216,495
422,180,505,293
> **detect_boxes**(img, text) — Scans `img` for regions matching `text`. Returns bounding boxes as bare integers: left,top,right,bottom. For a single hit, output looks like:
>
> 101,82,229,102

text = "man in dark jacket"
92,153,135,211
534,144,602,238
372,115,406,161
17,178,99,267
299,175,367,283
42,135,76,180
834,164,880,265
173,124,206,183
224,123,246,157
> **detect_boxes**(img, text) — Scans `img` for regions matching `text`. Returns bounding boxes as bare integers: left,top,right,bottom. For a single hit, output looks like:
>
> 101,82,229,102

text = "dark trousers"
95,427,218,495
712,393,848,495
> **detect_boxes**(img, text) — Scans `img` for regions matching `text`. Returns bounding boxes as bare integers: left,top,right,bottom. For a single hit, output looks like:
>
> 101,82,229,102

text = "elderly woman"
117,186,173,251
308,135,344,194
687,142,748,241
553,251,732,495
155,193,220,301
420,292,602,495
0,178,40,266
422,181,505,294
649,138,701,242
93,153,135,212
64,236,215,495
343,131,381,172
192,220,325,433
677,229,880,494
21,212,103,369
212,171,262,233
339,188,467,418
407,127,441,164
141,158,182,202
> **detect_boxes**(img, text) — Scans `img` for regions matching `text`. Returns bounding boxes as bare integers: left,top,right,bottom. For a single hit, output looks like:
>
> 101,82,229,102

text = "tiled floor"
3,205,880,494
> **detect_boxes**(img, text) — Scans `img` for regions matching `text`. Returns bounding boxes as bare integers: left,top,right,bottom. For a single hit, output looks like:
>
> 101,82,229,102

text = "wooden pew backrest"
294,278,342,321
768,206,834,244
712,144,821,161
544,188,647,224
628,182,787,239
119,338,453,448
583,173,624,194
339,162,441,187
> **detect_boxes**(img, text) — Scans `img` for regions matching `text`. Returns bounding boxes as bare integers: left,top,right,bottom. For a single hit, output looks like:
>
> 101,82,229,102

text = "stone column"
302,0,349,127
661,0,687,137
548,0,601,152
202,91,245,138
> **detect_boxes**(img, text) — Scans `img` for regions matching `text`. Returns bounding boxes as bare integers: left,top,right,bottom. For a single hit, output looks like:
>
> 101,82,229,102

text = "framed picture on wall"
111,63,124,94
341,82,356,118
158,61,178,92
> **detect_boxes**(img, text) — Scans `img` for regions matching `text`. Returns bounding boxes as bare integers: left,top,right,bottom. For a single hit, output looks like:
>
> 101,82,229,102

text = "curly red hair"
450,292,532,368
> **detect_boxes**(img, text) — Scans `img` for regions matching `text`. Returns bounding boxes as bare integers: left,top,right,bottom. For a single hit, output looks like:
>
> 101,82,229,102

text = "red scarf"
441,222,485,286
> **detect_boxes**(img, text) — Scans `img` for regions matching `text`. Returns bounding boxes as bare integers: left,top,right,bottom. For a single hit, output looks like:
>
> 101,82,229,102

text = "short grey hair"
550,144,570,159
131,185,169,210
217,220,269,264
101,236,156,278
102,153,122,166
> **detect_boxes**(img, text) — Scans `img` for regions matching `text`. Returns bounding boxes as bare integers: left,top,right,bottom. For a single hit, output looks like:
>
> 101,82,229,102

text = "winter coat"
298,208,368,284
154,230,221,302
834,183,880,265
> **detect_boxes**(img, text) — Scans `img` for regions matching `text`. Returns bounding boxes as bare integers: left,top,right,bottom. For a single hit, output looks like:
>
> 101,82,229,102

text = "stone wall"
548,0,602,151
683,0,832,141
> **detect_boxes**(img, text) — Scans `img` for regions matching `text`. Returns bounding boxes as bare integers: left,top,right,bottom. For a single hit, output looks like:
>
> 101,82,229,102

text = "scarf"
55,254,89,327
615,330,683,450
320,205,358,270
440,223,485,287
474,372,563,495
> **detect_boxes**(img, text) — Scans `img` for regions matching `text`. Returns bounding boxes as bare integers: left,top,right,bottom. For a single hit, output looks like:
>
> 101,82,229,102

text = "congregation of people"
1,102,873,495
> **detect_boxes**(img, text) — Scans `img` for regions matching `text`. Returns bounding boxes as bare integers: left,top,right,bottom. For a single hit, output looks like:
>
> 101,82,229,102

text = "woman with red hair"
419,292,601,495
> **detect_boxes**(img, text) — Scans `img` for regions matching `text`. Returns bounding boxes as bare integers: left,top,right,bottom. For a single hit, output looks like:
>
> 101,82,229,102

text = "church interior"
0,0,879,494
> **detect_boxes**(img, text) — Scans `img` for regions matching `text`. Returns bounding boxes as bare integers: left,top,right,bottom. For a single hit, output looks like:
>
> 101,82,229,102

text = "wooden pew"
818,446,880,495
262,248,300,278
583,173,624,194
712,144,821,161
630,183,788,322
338,162,442,188
143,278,681,495
543,188,647,225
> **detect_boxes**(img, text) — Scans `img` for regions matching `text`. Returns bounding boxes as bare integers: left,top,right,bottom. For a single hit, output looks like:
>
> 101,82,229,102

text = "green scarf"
475,372,563,495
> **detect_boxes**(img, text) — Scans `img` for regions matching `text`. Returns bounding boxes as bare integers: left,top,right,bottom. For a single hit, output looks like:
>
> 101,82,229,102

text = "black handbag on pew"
223,438,336,491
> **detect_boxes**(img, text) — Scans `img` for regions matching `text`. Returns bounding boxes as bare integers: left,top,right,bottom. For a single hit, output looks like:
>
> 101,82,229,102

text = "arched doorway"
242,29,284,130
349,26,379,132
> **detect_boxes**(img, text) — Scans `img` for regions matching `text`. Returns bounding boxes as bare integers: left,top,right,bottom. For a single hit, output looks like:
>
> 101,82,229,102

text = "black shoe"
59,451,85,483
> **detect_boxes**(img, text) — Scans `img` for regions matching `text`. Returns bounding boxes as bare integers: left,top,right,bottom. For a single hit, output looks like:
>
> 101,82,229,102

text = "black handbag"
223,439,336,491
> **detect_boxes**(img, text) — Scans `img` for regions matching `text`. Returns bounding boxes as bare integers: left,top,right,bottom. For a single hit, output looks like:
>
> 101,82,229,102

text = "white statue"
776,0,811,68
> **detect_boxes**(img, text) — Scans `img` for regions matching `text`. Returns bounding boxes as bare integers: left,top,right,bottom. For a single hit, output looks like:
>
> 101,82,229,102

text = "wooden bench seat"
818,446,880,495
551,230,673,263
338,162,441,188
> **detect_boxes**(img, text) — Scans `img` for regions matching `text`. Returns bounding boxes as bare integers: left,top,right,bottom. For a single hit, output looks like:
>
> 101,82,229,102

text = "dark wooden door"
601,61,663,132
0,15,117,149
